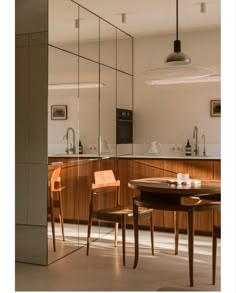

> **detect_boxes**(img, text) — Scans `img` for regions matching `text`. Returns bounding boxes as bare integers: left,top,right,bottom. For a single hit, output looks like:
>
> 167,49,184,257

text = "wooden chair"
86,170,154,265
212,225,221,285
48,167,66,252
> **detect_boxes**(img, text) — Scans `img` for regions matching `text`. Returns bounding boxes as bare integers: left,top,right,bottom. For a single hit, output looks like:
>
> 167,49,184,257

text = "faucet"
202,134,206,156
193,125,199,156
64,127,76,154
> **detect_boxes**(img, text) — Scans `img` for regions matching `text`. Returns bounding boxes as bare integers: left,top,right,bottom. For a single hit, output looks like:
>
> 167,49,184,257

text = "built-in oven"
116,108,133,144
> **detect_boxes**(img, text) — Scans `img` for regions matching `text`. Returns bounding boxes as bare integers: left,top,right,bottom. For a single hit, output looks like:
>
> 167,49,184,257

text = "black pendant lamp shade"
165,0,191,65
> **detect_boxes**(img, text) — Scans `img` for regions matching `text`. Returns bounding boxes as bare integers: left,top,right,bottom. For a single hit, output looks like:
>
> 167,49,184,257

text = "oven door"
116,119,133,144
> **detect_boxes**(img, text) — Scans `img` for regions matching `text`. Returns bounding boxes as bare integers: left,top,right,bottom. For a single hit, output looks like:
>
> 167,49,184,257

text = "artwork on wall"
210,100,221,117
51,105,67,120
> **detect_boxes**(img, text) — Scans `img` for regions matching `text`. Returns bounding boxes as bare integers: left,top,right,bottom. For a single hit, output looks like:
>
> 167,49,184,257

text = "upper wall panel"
49,0,79,54
79,7,99,62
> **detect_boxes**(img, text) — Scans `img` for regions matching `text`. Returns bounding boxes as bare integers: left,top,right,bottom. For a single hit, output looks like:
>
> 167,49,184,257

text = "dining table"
128,177,221,287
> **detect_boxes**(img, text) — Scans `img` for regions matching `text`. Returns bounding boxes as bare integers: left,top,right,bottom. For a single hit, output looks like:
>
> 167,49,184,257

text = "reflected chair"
212,225,221,285
86,170,154,265
48,167,66,252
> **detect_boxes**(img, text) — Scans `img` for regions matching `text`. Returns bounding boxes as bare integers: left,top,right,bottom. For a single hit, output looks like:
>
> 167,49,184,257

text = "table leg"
188,208,194,287
174,211,179,255
133,198,139,269
121,214,126,266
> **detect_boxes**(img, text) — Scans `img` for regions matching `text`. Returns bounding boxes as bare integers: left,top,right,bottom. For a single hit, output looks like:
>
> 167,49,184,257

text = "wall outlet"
169,145,183,153
88,144,97,151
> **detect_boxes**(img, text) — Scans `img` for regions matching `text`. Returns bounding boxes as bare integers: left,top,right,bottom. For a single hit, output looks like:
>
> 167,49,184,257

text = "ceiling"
74,0,220,38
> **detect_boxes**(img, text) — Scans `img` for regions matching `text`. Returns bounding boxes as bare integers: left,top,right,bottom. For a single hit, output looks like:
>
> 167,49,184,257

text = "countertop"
48,154,220,160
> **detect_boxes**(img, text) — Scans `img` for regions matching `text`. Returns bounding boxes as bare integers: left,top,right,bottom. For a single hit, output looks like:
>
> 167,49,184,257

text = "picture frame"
210,100,221,117
51,105,67,120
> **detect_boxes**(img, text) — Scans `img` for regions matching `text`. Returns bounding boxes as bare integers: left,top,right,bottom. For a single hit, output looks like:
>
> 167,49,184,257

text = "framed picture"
210,100,221,117
51,105,67,120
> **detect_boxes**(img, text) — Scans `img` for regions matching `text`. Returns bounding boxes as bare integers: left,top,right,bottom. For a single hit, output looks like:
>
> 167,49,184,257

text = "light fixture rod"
176,0,179,40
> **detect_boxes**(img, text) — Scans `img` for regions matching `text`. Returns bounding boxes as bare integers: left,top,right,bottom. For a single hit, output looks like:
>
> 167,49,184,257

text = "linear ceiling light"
165,0,191,65
48,83,105,90
143,65,218,84
146,75,220,85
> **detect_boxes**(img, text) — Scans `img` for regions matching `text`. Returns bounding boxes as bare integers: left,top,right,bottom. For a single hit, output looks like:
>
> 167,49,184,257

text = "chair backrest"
94,170,117,185
92,170,120,207
50,168,61,191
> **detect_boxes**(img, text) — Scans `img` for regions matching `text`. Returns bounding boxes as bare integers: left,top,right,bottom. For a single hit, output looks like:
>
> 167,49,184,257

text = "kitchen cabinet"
48,157,220,235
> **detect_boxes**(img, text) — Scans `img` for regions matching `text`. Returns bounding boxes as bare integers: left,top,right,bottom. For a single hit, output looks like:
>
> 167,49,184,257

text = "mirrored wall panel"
79,7,99,62
48,1,133,264
48,45,80,264
116,71,133,155
48,46,79,156
100,65,116,156
117,72,133,110
117,30,133,75
100,20,116,68
78,57,99,156
49,0,78,54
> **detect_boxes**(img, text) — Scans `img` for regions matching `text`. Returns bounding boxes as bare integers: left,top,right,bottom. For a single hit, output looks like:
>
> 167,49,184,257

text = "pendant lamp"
165,0,191,65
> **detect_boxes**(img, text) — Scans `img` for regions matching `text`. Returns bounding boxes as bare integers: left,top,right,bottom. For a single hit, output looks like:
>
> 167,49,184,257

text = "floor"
15,225,221,291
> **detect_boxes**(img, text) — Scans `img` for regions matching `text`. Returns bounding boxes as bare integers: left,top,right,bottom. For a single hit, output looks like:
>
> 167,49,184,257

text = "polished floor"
16,225,221,291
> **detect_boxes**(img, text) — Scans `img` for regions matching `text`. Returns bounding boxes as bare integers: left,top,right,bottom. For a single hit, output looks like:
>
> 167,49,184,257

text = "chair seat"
94,206,153,223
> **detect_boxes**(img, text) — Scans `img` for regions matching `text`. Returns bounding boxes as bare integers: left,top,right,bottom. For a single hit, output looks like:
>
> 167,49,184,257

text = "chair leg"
50,208,56,252
150,212,154,255
114,223,119,247
50,212,56,252
121,215,126,266
212,227,217,285
59,191,65,241
174,211,179,255
49,190,56,252
86,212,93,256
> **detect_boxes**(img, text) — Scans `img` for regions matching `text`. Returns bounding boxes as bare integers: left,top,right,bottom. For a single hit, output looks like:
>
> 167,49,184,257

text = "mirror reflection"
49,0,78,54
100,20,116,68
78,57,99,156
48,0,133,264
48,45,80,263
79,7,99,62
100,65,116,156
116,72,133,155
117,30,133,74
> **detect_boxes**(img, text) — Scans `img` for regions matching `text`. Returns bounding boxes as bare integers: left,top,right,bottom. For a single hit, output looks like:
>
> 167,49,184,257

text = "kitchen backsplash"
133,143,220,157
48,142,220,157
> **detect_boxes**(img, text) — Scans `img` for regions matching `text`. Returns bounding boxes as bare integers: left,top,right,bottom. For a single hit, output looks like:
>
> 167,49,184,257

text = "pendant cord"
176,0,179,40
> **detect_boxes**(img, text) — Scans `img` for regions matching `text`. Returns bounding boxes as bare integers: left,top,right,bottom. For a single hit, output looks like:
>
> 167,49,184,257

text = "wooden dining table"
128,177,221,287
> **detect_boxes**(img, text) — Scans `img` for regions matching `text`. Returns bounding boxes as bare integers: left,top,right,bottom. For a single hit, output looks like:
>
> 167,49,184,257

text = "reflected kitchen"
15,0,222,291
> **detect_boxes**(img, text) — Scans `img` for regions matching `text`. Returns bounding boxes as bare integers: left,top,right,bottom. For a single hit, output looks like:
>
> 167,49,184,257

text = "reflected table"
128,177,221,287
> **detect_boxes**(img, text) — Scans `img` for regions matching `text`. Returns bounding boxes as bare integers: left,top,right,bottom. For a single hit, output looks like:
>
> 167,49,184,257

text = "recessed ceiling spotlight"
75,19,79,29
200,2,206,13
121,13,126,23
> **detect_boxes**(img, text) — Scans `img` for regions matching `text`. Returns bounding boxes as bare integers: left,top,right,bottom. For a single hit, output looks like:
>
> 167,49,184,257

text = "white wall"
133,29,220,156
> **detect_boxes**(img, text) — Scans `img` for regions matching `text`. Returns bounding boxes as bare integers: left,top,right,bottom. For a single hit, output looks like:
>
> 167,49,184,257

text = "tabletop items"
168,173,201,186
